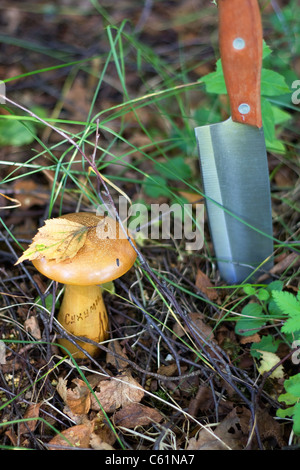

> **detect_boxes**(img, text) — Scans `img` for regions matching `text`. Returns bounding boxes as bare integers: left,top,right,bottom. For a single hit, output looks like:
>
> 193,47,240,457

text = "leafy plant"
236,280,300,349
272,290,300,335
142,156,192,197
277,374,300,436
235,281,300,434
234,280,285,339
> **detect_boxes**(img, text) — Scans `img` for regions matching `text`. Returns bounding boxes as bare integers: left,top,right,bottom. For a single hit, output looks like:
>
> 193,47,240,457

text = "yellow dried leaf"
15,218,88,264
257,350,284,379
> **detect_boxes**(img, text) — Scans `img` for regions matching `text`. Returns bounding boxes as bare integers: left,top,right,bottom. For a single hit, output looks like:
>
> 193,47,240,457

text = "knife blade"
195,0,273,284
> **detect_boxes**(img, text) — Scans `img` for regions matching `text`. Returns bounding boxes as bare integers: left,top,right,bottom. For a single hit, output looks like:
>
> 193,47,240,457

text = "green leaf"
250,334,281,359
257,288,270,302
0,119,36,146
35,294,60,311
272,291,300,333
276,404,295,419
101,281,115,295
272,291,300,317
243,284,257,296
292,402,300,435
268,299,284,317
235,302,265,336
265,138,286,154
261,69,290,96
261,98,275,143
193,106,222,126
284,374,300,398
154,156,191,181
261,100,287,154
142,174,170,198
282,317,300,334
201,59,289,98
201,59,227,95
262,41,273,59
271,104,291,125
267,280,284,293
278,373,300,435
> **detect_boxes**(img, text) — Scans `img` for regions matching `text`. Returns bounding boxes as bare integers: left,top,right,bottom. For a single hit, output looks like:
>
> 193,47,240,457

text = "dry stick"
116,278,182,374
49,281,57,332
55,327,205,382
108,301,211,380
134,0,153,33
53,318,108,374
180,314,266,447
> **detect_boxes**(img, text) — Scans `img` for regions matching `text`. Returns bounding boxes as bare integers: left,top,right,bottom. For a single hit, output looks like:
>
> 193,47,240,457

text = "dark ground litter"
0,0,299,450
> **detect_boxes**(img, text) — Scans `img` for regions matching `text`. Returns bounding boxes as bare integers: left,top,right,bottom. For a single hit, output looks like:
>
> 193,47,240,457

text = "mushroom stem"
57,284,108,358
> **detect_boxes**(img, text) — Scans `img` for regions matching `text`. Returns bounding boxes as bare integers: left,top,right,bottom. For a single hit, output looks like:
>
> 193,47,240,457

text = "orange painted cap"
33,212,137,286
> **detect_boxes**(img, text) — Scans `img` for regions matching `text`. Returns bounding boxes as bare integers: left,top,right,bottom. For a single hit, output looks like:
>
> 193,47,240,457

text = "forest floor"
0,0,299,451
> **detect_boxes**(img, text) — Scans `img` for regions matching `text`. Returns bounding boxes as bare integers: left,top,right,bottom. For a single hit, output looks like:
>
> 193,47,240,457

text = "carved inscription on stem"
64,294,103,325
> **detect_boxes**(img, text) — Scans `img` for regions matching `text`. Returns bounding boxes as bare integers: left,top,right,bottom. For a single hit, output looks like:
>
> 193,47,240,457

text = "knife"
195,0,273,284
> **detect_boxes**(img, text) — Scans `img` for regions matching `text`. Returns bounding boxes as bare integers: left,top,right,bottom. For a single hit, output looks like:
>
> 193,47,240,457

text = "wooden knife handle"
218,0,263,127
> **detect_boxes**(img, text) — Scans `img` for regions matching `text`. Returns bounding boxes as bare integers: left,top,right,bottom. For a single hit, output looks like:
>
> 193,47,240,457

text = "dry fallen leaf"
24,316,42,340
13,179,48,209
106,339,129,371
15,217,88,264
63,76,91,121
157,362,179,377
91,372,145,413
66,378,91,416
179,190,203,207
19,403,41,435
4,429,18,447
90,439,115,450
187,408,245,450
56,377,91,416
195,269,219,301
258,252,300,281
56,377,68,403
48,423,92,450
90,416,117,449
114,403,163,428
187,312,215,341
240,332,261,345
188,385,215,416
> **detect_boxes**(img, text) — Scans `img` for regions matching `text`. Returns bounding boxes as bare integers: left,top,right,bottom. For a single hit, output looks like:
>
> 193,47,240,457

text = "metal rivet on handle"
233,37,245,50
238,103,251,115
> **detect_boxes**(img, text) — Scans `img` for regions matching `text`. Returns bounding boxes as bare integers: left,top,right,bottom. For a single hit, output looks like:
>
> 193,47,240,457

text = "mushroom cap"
32,212,137,286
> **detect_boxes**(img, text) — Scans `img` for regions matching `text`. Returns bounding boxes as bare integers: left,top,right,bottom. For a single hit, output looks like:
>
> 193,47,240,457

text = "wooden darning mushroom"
32,212,137,358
